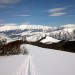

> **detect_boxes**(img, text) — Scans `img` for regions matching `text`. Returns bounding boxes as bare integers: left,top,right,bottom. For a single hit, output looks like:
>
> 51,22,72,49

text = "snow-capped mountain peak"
0,24,52,32
61,24,75,28
0,25,18,31
0,24,75,41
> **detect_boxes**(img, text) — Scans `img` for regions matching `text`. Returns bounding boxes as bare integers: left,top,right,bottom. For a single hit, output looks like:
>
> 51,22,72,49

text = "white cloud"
48,7,66,17
13,15,31,17
0,0,20,5
49,12,66,16
48,8,66,13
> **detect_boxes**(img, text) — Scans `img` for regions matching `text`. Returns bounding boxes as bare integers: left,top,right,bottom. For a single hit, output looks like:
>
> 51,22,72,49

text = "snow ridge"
0,24,52,32
0,24,75,41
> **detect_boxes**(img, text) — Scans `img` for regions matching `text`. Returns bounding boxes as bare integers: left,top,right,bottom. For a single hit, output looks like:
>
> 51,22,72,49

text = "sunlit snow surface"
0,24,51,31
25,44,75,75
0,44,75,75
40,36,60,44
0,55,37,75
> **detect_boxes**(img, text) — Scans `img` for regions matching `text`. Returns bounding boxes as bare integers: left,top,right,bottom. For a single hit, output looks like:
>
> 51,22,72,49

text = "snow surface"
0,24,52,32
40,36,60,44
25,44,75,75
25,33,45,42
0,24,75,32
19,24,51,31
61,24,75,28
0,35,6,41
0,55,37,75
0,25,18,31
0,44,75,75
0,34,14,43
0,24,75,40
63,27,75,32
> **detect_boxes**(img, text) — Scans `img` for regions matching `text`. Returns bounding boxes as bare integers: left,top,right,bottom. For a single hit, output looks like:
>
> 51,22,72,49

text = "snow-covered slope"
0,25,18,31
21,23,75,42
60,24,75,29
40,36,60,44
0,24,52,39
0,24,75,41
0,55,37,75
0,24,52,32
49,24,75,40
22,32,46,42
0,34,14,44
26,44,75,75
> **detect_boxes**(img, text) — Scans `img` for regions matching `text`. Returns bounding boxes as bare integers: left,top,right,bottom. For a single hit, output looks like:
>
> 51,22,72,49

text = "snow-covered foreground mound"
26,44,75,75
0,55,37,75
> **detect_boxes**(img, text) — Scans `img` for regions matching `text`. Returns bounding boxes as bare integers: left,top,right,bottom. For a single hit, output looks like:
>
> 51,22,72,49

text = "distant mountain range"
0,24,75,41
0,24,75,53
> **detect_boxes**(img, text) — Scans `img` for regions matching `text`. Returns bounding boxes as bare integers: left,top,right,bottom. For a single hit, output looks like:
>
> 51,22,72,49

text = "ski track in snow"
0,44,75,75
25,44,75,75
13,55,37,75
0,55,37,75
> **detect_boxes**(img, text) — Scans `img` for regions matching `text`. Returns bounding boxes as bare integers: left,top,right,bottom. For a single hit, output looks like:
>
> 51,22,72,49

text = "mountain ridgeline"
0,24,75,55
0,39,75,55
0,24,75,41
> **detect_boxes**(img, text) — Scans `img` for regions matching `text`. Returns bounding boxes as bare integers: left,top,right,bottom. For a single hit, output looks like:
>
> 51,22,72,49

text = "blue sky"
0,0,75,26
